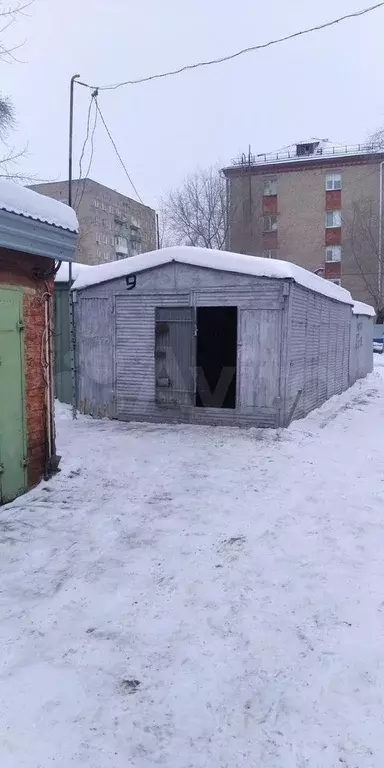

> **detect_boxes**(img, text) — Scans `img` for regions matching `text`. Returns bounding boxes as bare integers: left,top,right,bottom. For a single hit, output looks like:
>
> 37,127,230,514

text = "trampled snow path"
2,368,384,767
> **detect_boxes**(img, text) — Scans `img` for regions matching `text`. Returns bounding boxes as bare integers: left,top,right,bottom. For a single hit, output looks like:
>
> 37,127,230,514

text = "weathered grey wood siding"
75,262,286,427
75,260,370,428
238,309,282,413
75,295,115,417
283,283,351,424
349,314,373,384
115,292,190,419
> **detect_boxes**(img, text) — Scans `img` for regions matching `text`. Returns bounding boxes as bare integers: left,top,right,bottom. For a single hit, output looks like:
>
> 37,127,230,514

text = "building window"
326,245,342,262
326,173,342,191
263,215,278,232
263,178,277,196
101,201,107,211
102,234,108,244
325,210,341,228
95,216,101,225
130,224,141,255
95,233,101,243
94,199,100,208
329,278,341,286
263,249,277,259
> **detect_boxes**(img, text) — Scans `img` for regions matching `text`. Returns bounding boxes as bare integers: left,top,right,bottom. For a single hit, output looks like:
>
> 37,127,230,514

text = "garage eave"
0,209,77,262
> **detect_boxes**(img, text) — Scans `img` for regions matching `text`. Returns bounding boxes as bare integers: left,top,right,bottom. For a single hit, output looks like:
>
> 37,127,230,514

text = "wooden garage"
72,246,372,428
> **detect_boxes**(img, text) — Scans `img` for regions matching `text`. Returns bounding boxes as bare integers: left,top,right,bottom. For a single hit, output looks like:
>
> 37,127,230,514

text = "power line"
78,2,384,91
95,98,144,204
75,94,98,212
77,94,93,180
74,91,97,210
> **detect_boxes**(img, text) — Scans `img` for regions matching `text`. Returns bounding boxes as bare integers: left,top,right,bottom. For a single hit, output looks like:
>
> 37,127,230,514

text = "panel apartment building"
30,178,157,265
223,140,384,311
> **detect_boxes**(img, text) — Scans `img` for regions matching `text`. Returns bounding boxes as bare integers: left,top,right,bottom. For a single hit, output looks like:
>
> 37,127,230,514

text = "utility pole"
378,160,384,319
156,212,160,249
68,74,80,419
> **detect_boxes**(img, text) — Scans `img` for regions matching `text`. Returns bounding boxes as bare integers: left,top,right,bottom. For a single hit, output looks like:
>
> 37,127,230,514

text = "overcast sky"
2,0,384,209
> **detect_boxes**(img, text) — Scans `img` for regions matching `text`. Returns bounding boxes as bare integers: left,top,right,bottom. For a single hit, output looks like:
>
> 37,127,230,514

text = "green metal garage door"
0,288,27,503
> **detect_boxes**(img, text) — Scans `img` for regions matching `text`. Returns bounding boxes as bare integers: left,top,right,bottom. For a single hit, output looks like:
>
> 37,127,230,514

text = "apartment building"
223,141,384,311
30,178,157,265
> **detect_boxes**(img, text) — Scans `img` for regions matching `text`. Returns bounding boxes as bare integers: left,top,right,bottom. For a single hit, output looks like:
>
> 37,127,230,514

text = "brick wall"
225,155,384,305
0,248,54,488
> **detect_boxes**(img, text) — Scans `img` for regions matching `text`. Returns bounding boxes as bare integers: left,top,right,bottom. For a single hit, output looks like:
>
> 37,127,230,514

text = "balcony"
115,244,128,256
115,236,129,257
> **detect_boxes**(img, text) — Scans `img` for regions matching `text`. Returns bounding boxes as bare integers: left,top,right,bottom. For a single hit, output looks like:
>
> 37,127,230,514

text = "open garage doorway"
196,306,237,409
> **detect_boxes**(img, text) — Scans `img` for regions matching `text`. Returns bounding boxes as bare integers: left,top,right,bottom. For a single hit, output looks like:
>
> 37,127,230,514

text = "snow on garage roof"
55,262,91,282
72,246,354,305
0,179,78,232
352,300,375,317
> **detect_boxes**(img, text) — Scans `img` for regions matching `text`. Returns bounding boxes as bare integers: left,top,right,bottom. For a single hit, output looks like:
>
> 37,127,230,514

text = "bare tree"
0,1,33,180
370,128,384,150
343,199,384,321
162,166,227,250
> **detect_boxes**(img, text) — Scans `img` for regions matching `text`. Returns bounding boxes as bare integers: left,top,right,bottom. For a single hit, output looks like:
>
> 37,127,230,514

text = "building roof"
0,180,78,232
72,245,355,305
352,301,376,317
223,143,384,175
30,178,155,213
55,262,91,282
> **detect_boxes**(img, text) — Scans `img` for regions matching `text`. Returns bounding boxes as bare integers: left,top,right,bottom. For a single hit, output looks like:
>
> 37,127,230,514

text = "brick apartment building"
223,140,384,311
30,178,157,266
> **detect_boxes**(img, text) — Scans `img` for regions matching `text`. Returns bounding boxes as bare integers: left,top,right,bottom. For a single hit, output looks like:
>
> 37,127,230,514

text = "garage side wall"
283,283,351,424
349,314,374,384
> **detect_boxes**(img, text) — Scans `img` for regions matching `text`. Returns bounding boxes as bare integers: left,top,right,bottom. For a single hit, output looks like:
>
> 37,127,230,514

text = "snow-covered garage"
72,246,372,427
350,300,375,383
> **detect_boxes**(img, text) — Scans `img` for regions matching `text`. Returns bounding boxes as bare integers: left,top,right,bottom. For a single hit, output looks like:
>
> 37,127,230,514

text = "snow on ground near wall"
0,179,78,232
2,367,384,767
72,244,354,305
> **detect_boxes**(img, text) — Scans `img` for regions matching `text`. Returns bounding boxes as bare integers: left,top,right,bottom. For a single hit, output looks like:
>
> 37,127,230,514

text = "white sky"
2,0,384,210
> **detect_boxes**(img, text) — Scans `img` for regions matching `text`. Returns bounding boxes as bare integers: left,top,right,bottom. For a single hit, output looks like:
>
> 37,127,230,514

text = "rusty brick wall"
0,248,54,488
324,262,342,280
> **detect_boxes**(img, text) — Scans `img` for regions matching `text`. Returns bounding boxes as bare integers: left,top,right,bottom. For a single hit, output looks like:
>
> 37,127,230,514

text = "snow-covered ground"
2,365,384,767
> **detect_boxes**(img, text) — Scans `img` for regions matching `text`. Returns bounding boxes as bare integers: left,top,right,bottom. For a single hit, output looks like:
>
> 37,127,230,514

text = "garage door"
0,288,27,503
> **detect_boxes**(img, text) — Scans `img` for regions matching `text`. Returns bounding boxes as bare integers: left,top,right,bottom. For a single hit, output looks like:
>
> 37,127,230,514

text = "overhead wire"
94,97,144,204
74,89,99,211
74,92,94,209
77,2,384,91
